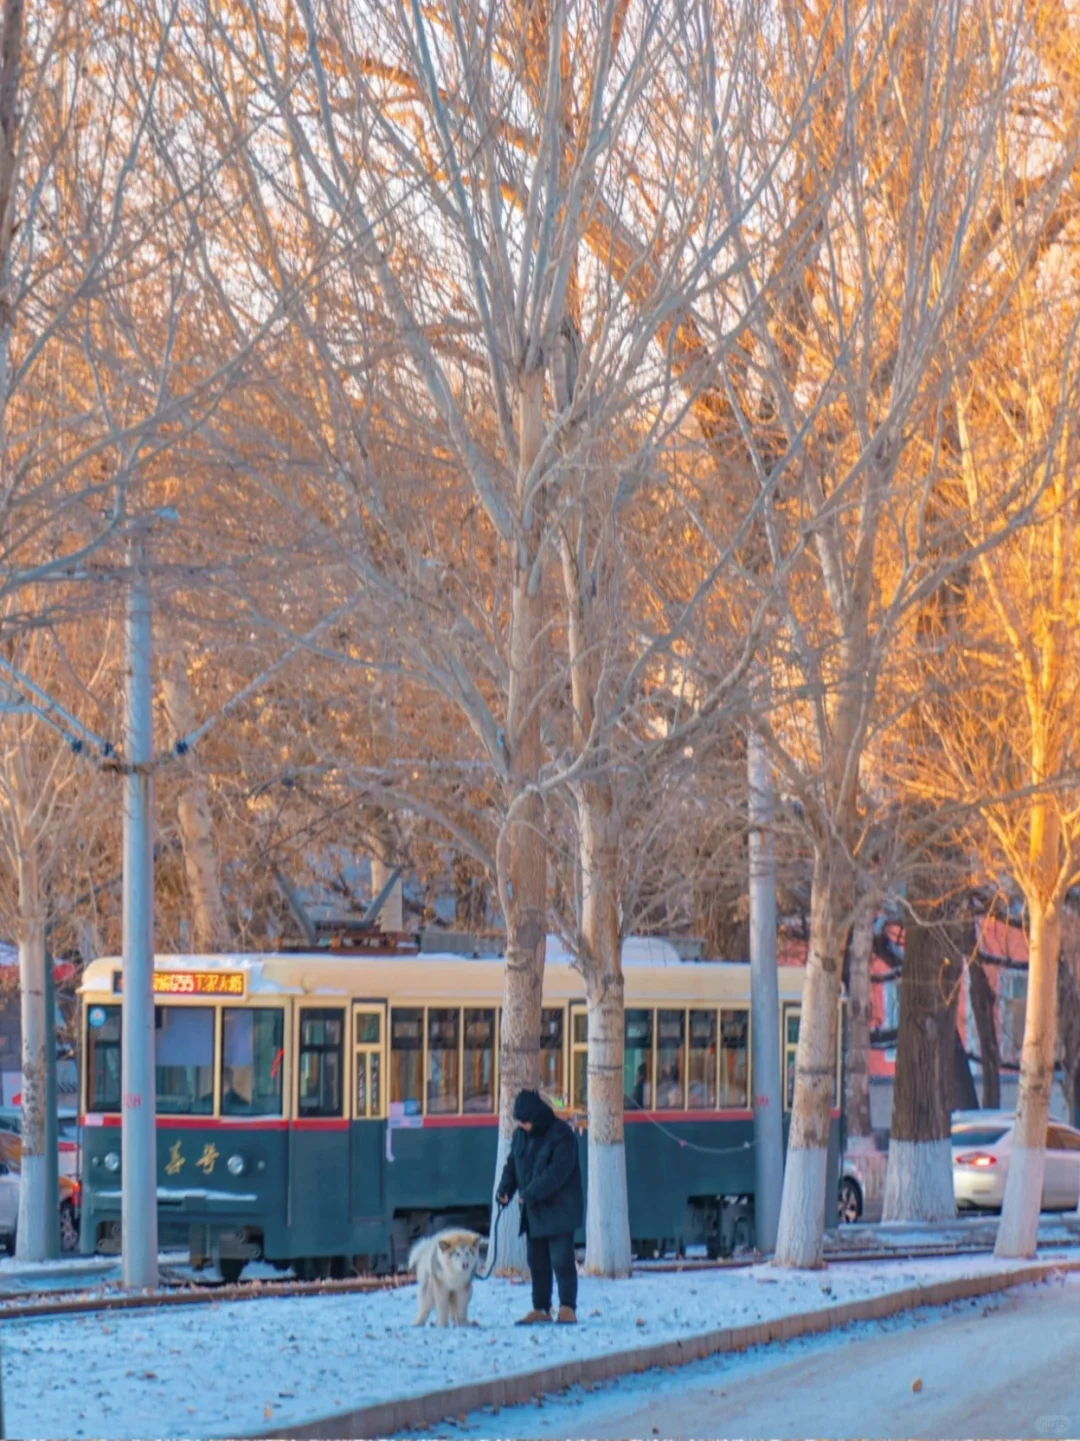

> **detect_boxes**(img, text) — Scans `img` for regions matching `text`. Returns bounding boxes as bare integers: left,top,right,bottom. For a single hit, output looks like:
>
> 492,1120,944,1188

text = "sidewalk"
6,1248,1080,1439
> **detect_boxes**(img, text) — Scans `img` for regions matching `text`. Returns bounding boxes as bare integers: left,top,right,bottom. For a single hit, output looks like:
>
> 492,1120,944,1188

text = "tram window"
221,1009,284,1116
625,1009,653,1109
785,1010,799,1109
427,1008,460,1115
390,1007,423,1112
719,1009,749,1108
656,1010,685,1109
87,1005,122,1112
463,1008,495,1113
687,1009,717,1109
571,1011,587,1110
540,1008,564,1103
298,1009,344,1117
156,1006,214,1115
355,1010,383,1120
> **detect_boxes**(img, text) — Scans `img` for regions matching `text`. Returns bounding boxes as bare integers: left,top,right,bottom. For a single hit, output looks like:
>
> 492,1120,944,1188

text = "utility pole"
122,535,157,1288
43,949,59,1256
748,724,783,1254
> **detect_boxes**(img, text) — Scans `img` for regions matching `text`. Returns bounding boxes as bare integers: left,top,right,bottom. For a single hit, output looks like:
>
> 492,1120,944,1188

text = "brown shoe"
556,1306,577,1324
515,1309,553,1325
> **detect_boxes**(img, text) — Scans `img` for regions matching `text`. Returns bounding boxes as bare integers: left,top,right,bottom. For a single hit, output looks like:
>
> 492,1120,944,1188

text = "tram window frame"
656,1009,686,1110
390,1007,424,1114
624,1008,653,1110
221,1007,285,1117
86,1004,123,1113
570,1007,588,1110
155,1005,215,1116
354,1007,385,1120
297,1008,345,1119
539,1007,566,1107
687,1008,718,1110
462,1007,496,1114
426,1007,461,1115
718,1007,750,1109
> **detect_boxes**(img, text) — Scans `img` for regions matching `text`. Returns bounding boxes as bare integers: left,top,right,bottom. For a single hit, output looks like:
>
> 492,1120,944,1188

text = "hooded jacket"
497,1090,585,1239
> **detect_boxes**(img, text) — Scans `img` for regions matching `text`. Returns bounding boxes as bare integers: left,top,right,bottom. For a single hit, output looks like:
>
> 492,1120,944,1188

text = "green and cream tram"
78,942,841,1280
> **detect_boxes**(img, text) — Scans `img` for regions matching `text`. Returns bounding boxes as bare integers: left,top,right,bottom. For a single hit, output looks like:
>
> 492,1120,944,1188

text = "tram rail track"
4,1234,1078,1320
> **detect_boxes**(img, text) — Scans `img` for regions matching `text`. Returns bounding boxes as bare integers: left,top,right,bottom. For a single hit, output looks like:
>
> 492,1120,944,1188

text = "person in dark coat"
497,1089,584,1324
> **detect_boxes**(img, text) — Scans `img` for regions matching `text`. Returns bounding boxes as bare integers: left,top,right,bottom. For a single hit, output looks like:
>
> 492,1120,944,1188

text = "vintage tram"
78,939,841,1280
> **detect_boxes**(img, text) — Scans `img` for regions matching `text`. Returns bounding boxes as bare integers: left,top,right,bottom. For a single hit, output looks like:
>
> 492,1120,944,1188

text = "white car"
952,1111,1080,1211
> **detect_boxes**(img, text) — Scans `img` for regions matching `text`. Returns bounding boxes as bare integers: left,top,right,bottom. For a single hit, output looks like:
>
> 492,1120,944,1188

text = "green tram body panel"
81,1113,841,1263
78,948,843,1266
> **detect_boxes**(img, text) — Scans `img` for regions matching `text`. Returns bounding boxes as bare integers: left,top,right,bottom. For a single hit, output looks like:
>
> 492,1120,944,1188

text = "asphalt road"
425,1274,1080,1439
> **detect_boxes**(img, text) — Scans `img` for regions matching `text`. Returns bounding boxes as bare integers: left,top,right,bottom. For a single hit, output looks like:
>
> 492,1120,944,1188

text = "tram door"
290,1005,351,1257
350,1004,387,1233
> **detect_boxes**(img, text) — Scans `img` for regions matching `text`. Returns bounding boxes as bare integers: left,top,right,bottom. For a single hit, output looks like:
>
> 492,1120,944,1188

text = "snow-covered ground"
6,1250,1080,1440
407,1271,1080,1440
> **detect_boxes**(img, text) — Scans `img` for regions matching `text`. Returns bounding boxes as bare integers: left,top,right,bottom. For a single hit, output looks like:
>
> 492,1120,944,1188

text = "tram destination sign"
112,969,246,998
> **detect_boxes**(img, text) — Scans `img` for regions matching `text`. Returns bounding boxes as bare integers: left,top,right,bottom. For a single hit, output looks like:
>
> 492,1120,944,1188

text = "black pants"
527,1232,577,1312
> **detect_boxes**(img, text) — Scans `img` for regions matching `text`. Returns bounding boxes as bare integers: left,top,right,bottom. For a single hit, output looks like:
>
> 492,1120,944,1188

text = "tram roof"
79,947,808,1004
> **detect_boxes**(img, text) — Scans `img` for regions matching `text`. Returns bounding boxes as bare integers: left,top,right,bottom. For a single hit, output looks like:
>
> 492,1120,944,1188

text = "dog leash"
474,1200,508,1282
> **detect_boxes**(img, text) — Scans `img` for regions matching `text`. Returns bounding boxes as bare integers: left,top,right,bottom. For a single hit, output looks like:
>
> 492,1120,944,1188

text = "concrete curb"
253,1259,1080,1440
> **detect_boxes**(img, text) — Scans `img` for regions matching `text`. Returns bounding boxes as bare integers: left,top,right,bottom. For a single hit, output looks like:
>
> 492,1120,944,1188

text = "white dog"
409,1228,482,1327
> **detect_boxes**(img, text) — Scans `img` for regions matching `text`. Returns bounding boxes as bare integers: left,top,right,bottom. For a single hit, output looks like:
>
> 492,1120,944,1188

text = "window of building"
1000,970,1028,1066
719,1008,749,1108
656,1009,685,1109
687,1008,717,1109
463,1008,495,1113
427,1008,460,1114
221,1008,285,1116
298,1009,344,1117
87,1005,122,1113
571,1009,588,1109
354,1008,384,1120
625,1009,653,1109
155,1006,214,1115
540,1008,565,1104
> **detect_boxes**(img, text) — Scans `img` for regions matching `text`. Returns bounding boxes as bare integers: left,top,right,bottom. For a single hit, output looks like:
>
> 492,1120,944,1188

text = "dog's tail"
407,1236,431,1274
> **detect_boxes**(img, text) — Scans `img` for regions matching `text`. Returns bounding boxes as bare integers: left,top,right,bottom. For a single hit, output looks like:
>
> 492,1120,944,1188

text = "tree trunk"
371,853,403,932
883,913,955,1222
969,960,1001,1108
491,368,547,1274
16,840,54,1259
580,789,632,1277
774,845,846,1268
995,896,1059,1258
160,655,231,952
844,896,875,1145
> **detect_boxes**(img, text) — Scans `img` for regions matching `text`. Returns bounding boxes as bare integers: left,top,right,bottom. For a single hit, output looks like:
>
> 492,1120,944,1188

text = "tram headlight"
227,1154,246,1177
103,1152,120,1173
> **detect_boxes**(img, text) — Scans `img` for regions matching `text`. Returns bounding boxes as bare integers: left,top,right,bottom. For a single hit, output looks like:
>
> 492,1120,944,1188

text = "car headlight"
103,1152,120,1173
227,1154,246,1177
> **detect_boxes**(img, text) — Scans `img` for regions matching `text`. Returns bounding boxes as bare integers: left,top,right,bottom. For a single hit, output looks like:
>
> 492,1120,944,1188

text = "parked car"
952,1110,1080,1211
0,1107,79,1177
0,1161,80,1253
838,1130,890,1223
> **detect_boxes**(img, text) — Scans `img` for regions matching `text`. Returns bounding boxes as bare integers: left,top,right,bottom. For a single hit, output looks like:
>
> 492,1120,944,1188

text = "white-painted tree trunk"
583,952,631,1276
996,897,1059,1258
774,848,845,1268
160,656,230,952
883,1139,954,1221
16,843,53,1260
